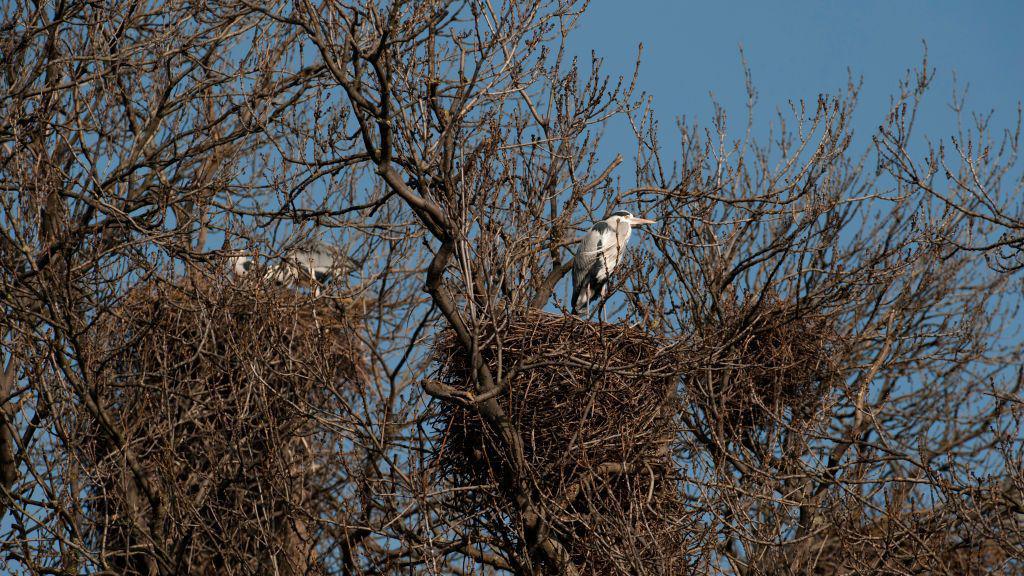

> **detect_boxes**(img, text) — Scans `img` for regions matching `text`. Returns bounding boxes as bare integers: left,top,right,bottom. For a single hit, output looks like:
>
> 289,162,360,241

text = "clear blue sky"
568,0,1024,164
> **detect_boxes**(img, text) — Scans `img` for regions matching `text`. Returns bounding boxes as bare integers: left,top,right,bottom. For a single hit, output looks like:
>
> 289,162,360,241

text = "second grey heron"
571,210,656,317
270,240,355,293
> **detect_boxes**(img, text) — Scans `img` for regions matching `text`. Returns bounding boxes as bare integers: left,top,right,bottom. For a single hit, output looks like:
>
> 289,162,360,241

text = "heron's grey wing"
579,223,621,282
307,245,336,269
573,223,611,309
573,225,602,287
292,242,356,285
282,245,322,278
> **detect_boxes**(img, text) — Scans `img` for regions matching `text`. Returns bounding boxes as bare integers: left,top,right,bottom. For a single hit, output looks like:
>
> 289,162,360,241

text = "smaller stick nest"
431,310,689,574
686,293,843,442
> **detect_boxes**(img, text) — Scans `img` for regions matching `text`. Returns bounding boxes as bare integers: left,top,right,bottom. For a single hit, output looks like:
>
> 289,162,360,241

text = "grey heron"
571,210,656,318
269,240,355,294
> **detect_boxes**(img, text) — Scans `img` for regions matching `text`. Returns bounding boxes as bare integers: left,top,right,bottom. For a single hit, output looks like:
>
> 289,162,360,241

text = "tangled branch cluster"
805,490,1020,575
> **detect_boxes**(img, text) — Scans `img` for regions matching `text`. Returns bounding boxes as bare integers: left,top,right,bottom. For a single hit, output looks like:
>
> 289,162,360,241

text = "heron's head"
228,254,253,274
609,210,656,226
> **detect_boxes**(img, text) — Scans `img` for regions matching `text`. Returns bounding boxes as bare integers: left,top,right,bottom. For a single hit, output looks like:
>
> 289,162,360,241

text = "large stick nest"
73,274,364,575
431,309,692,574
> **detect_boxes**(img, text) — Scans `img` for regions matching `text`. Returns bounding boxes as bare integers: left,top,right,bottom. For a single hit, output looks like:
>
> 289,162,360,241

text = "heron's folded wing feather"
572,224,601,303
573,225,605,283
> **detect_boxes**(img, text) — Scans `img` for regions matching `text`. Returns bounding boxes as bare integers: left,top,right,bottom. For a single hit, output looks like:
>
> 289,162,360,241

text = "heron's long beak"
629,216,657,225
